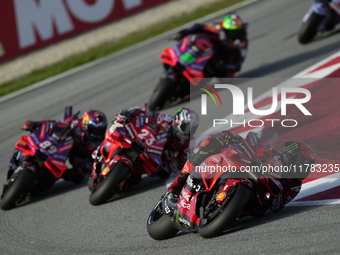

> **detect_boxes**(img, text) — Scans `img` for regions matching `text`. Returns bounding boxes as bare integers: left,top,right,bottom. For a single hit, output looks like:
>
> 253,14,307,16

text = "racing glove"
22,121,41,132
217,131,243,147
171,30,187,41
115,110,132,123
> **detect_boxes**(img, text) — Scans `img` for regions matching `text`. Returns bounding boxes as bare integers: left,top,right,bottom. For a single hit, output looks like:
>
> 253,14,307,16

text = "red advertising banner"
0,0,170,63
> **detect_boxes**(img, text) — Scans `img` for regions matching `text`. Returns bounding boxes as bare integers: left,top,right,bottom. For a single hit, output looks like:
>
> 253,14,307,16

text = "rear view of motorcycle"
298,0,340,44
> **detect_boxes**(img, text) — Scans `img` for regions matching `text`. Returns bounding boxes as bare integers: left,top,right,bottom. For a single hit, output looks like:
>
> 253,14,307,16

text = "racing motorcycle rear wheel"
89,161,130,206
0,167,35,210
147,200,179,240
198,183,252,238
298,12,324,44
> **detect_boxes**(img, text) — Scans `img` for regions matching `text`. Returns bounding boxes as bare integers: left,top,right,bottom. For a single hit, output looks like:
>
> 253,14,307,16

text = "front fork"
303,1,333,31
91,148,131,190
1,161,37,199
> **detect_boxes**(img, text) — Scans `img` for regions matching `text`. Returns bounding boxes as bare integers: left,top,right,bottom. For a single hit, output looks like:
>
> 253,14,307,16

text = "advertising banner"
0,0,169,63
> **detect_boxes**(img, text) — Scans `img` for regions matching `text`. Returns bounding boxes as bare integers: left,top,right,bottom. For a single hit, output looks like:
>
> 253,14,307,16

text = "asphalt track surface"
1,0,340,254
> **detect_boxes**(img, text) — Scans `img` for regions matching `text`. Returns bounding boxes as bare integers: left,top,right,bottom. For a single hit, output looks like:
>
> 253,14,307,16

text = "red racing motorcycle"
148,33,216,111
88,109,175,205
147,130,287,239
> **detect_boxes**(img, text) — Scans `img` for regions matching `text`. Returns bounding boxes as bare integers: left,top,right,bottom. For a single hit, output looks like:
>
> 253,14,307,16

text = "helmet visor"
88,125,107,139
178,121,191,136
225,28,243,40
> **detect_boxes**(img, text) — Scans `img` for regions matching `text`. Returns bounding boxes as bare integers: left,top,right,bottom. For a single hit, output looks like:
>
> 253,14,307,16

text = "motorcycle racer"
8,109,107,185
167,130,316,216
172,12,248,77
104,107,199,180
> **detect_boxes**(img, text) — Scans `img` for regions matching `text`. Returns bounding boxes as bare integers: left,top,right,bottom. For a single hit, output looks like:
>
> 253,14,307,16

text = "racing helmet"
222,13,244,40
82,110,107,140
282,140,316,179
172,108,199,141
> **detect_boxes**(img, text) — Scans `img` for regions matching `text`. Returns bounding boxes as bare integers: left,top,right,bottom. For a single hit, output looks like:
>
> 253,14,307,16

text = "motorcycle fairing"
15,121,74,178
159,34,215,82
95,111,170,184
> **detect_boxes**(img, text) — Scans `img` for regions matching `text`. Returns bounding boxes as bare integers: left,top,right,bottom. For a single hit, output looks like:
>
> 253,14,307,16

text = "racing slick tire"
298,12,324,44
0,167,35,210
147,201,179,240
89,161,130,206
198,183,252,238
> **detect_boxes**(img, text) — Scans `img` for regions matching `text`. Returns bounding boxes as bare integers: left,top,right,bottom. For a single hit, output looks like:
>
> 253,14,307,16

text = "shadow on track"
220,205,320,237
93,176,167,205
13,178,88,209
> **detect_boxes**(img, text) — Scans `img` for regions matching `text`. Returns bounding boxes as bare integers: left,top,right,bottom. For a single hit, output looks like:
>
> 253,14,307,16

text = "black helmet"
282,140,316,179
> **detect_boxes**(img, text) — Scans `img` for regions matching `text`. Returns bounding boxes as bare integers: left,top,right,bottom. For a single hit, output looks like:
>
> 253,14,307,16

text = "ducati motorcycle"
298,0,340,44
88,110,175,206
147,130,286,239
148,33,218,111
0,107,80,210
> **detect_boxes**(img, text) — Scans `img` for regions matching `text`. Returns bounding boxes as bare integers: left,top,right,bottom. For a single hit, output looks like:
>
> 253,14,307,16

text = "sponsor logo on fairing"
179,200,190,210
239,143,253,159
52,154,67,161
178,216,191,227
125,124,135,139
181,190,191,201
140,113,145,127
147,148,162,156
156,133,168,139
186,175,201,192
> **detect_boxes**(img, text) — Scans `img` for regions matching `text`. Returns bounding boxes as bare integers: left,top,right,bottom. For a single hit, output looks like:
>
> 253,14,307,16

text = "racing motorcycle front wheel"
147,200,179,240
0,167,35,210
198,183,252,238
89,161,130,206
298,12,324,44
